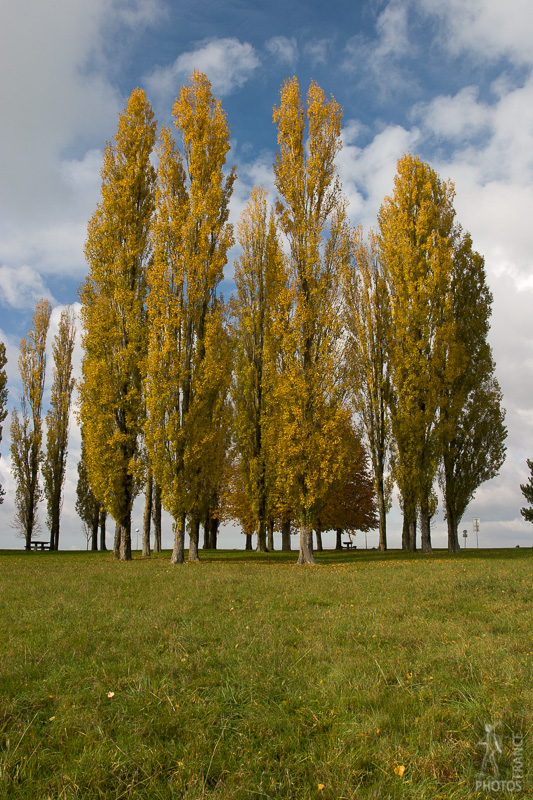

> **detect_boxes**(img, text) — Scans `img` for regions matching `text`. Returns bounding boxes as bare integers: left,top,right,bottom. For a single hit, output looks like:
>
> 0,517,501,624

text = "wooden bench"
30,541,50,551
343,541,356,550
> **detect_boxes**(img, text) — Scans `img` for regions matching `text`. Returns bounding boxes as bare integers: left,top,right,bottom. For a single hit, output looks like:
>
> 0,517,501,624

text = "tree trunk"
267,519,274,551
377,479,387,551
202,517,209,549
99,508,107,551
188,517,200,563
419,509,433,553
408,518,417,552
153,482,162,553
245,533,253,550
335,528,343,550
91,516,98,551
315,527,323,552
113,521,121,559
170,512,185,564
281,519,291,551
142,470,152,557
119,514,132,561
209,517,219,549
402,515,409,551
446,502,461,552
256,520,268,552
297,521,317,565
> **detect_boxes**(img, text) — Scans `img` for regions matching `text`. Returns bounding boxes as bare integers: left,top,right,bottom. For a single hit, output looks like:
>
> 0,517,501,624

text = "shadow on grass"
1,546,531,566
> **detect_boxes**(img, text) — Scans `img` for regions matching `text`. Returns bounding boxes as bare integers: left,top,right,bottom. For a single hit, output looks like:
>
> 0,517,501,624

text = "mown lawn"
0,547,531,799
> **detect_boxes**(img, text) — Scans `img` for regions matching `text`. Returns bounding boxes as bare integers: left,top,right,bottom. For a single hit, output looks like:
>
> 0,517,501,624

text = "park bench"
343,541,356,550
30,540,50,551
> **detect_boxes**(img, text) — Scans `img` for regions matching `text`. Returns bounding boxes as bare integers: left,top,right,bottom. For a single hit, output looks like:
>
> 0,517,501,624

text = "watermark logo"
475,723,524,793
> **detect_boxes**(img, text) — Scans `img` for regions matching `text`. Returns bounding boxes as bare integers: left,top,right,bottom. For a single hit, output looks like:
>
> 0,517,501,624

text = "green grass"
0,547,531,799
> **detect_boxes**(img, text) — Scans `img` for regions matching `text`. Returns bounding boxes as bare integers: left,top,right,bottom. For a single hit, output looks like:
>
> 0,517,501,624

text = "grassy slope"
0,547,531,799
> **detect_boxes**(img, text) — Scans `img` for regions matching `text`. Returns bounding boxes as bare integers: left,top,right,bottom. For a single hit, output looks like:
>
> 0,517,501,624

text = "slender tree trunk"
119,512,132,561
315,527,323,552
99,508,107,551
91,515,98,551
245,533,253,550
113,521,121,559
209,517,219,549
170,511,185,564
446,503,461,552
202,517,209,549
402,515,409,551
336,528,343,550
153,482,162,553
420,509,433,553
188,517,200,562
377,479,387,551
297,521,317,565
281,519,291,551
256,520,268,552
142,470,152,557
267,519,275,551
408,517,417,552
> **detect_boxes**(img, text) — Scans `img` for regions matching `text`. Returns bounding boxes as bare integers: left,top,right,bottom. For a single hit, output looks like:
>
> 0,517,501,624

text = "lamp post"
473,517,480,549
135,528,139,552
463,530,468,549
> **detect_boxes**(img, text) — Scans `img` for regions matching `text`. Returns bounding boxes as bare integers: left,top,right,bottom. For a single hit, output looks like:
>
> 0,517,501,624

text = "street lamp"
135,528,139,551
462,529,468,548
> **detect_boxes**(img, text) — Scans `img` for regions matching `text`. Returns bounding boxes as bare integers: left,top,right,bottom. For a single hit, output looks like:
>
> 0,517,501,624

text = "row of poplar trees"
7,303,77,550
77,71,506,565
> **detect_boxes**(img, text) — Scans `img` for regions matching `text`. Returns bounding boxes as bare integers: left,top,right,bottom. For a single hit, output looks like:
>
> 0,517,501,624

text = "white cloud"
0,266,55,310
146,38,260,99
416,0,533,66
265,36,298,66
303,39,331,66
338,121,420,229
411,86,491,142
117,0,167,27
343,1,414,97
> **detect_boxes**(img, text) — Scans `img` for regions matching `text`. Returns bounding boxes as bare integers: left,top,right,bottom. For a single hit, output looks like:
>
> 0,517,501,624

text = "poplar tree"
43,306,76,550
10,299,51,547
76,438,100,550
520,460,533,524
231,187,284,553
378,154,455,552
438,231,506,549
272,77,351,565
145,72,235,564
344,229,392,550
79,88,156,561
0,341,7,504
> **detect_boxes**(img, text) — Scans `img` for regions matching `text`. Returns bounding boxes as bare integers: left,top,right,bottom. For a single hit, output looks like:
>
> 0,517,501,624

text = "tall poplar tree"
10,299,51,547
79,88,156,561
272,77,351,565
145,72,235,564
76,437,100,550
0,341,7,504
520,460,533,524
43,306,76,550
438,231,506,549
378,154,456,553
344,229,392,550
231,187,284,553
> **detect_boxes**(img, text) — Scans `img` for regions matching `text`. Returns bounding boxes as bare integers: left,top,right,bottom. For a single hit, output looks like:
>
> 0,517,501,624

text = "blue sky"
1,0,533,550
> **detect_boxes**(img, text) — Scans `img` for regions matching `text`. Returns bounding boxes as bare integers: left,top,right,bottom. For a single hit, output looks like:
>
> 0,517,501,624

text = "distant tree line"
3,71,509,561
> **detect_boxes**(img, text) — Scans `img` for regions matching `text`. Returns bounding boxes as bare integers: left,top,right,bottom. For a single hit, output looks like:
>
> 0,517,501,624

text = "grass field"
0,547,531,799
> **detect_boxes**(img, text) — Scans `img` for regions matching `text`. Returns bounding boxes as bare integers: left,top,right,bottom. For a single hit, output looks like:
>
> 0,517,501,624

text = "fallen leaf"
107,691,115,699
394,765,406,777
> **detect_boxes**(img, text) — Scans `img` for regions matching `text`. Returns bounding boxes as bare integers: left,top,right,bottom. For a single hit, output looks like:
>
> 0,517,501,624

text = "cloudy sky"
1,0,532,551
